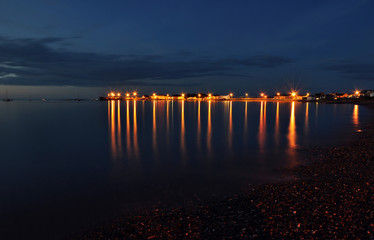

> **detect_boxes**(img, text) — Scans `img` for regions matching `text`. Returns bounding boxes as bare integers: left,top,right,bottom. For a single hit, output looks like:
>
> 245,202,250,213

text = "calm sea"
0,100,372,239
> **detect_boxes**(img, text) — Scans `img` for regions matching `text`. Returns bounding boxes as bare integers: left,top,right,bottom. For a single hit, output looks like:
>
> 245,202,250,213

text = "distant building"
362,90,374,98
302,96,316,101
314,93,325,100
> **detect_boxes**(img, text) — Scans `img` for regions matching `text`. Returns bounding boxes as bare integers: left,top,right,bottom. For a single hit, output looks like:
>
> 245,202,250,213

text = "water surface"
0,100,371,239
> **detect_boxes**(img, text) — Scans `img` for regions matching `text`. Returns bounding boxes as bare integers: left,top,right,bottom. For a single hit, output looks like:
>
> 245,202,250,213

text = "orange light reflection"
133,100,139,159
207,101,212,158
126,100,131,158
305,103,309,134
275,101,280,147
117,100,122,157
258,101,266,152
181,100,186,158
244,101,248,142
353,105,359,126
153,100,157,157
166,100,170,145
110,100,116,157
109,100,123,159
197,100,201,149
287,102,297,167
228,101,233,151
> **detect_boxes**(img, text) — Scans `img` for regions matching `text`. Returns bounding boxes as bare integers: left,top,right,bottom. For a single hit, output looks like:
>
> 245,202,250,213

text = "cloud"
0,73,17,79
0,63,29,70
321,62,374,81
0,36,292,87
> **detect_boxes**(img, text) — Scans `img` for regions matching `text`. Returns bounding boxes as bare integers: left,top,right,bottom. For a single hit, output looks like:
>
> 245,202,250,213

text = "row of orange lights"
108,92,291,98
146,93,218,98
109,92,232,98
260,92,299,98
108,92,137,97
108,90,360,98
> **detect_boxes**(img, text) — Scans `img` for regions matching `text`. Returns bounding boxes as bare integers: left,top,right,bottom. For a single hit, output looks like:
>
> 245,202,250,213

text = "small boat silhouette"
2,89,13,101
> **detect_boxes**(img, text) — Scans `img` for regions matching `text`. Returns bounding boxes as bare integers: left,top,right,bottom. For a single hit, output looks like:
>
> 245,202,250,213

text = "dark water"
0,100,371,239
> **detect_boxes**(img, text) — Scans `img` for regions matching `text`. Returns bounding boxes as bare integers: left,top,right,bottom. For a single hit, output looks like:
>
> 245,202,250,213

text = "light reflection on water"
287,101,297,167
152,100,157,158
305,102,309,135
181,100,186,160
258,101,266,153
107,101,362,169
353,104,359,126
275,101,280,148
207,100,212,159
0,100,369,239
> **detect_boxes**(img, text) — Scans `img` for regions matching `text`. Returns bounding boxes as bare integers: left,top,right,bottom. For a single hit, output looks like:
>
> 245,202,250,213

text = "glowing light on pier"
181,93,185,98
277,92,280,96
245,93,248,97
229,93,233,97
291,92,296,97
260,93,264,97
198,93,201,98
133,92,137,96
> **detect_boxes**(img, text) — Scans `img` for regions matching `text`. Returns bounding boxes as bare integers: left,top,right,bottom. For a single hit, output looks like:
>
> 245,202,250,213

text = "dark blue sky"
0,0,373,98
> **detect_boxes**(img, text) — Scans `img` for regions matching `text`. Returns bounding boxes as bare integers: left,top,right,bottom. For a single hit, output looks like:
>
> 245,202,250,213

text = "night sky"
0,0,373,98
